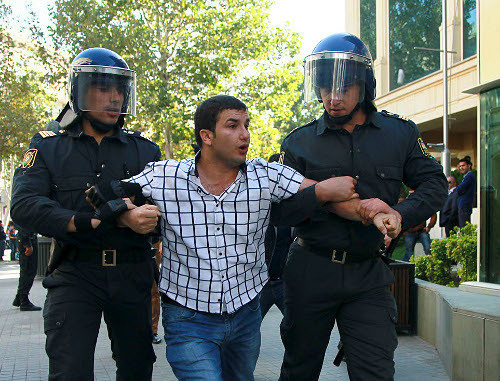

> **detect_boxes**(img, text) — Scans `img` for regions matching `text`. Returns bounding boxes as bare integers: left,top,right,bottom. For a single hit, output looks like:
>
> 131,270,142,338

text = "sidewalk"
0,257,449,380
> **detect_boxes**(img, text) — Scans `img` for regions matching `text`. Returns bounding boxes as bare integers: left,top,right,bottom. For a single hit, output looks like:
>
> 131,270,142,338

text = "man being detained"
88,95,398,381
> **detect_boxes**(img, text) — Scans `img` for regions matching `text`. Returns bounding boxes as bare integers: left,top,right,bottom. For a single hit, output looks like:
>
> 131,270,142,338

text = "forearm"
324,199,363,221
270,185,322,226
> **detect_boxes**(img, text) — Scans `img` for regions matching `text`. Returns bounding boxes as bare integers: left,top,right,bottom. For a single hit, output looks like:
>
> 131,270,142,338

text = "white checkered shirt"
125,156,304,314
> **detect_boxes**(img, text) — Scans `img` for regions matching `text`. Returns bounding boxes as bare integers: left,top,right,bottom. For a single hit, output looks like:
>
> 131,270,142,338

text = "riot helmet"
304,33,375,106
67,48,136,118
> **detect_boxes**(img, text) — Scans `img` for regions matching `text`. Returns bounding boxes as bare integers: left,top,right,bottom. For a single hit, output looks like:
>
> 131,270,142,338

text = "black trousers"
279,243,398,381
42,259,156,381
17,243,38,295
458,206,472,228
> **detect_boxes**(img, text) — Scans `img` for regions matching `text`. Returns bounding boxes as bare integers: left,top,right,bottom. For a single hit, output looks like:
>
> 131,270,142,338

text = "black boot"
19,294,42,311
12,294,20,307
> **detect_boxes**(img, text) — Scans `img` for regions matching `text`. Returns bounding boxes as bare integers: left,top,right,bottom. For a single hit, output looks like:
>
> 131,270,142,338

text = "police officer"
11,48,161,380
278,33,447,380
12,226,42,311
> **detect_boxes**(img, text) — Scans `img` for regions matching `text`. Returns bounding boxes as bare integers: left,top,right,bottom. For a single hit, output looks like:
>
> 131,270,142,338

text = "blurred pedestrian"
6,221,18,260
456,156,476,227
0,220,6,261
440,176,459,236
12,227,42,311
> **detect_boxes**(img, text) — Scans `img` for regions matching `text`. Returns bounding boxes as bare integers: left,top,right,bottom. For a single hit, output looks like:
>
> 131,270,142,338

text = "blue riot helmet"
304,33,375,105
67,47,136,117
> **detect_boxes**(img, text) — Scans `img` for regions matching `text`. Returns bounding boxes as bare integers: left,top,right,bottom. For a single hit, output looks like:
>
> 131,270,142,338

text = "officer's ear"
199,129,214,147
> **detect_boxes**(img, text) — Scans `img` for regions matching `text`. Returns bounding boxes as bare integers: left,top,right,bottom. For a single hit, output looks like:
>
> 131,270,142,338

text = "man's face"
447,176,457,190
457,161,471,174
320,84,360,118
205,109,250,168
85,83,124,125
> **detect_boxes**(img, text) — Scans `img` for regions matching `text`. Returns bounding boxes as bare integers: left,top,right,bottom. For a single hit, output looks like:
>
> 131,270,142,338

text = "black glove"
94,198,130,222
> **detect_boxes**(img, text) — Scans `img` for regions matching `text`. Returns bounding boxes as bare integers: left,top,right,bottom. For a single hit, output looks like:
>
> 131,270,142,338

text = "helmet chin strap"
325,102,361,126
83,113,117,133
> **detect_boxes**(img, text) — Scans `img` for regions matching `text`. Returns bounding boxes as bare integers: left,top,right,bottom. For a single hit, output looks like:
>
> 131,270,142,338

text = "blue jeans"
260,279,285,318
161,296,262,381
403,231,431,261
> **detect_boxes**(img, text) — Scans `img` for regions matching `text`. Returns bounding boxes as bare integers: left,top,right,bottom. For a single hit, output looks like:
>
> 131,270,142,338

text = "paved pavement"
0,254,449,380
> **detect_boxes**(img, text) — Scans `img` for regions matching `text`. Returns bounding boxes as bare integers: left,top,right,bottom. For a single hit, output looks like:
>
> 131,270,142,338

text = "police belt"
71,248,151,266
296,238,377,264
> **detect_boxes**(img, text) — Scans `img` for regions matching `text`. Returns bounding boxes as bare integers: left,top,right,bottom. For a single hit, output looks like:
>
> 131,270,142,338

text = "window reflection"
389,0,441,90
360,0,376,60
463,0,477,59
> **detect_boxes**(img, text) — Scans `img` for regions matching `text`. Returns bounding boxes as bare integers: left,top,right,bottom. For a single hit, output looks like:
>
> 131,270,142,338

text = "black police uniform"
11,120,161,381
16,228,39,299
278,111,448,380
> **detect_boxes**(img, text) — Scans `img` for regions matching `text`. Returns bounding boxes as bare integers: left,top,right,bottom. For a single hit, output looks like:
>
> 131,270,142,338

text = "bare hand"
315,176,359,203
359,198,394,221
117,204,161,234
24,246,33,256
384,235,392,248
373,213,402,238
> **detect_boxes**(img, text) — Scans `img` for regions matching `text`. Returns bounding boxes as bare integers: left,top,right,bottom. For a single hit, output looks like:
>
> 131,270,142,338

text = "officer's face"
457,161,471,174
85,84,125,125
202,109,251,168
320,84,360,117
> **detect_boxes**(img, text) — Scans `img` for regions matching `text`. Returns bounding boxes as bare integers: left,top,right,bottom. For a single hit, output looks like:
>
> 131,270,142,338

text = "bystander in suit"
440,176,459,237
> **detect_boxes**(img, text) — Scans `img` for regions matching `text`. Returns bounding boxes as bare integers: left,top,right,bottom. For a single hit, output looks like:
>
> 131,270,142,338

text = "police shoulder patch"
278,151,285,164
418,138,433,158
22,149,38,168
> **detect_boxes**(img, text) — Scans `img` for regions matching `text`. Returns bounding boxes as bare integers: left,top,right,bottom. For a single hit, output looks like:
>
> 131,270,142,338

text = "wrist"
74,212,95,232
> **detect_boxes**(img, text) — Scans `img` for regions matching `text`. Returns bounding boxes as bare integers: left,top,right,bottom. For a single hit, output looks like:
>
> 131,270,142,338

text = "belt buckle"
102,249,117,267
331,250,346,264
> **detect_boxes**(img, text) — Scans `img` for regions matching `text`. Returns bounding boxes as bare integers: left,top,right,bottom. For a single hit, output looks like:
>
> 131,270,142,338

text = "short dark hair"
194,95,247,147
459,155,472,167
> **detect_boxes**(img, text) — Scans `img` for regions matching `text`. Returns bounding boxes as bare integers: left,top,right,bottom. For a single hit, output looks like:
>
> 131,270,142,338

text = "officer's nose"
109,87,122,103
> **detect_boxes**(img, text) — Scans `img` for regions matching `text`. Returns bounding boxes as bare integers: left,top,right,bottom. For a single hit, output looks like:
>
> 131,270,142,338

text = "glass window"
480,87,500,284
360,0,377,60
463,0,477,59
389,0,441,90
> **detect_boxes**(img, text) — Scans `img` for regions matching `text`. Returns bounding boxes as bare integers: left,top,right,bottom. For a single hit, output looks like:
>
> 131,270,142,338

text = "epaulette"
283,118,317,140
381,110,410,122
123,129,155,144
37,130,60,139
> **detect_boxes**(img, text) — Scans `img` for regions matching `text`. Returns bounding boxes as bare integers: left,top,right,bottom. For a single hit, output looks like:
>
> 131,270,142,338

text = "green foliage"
0,2,58,170
41,0,310,160
413,223,477,286
360,0,376,60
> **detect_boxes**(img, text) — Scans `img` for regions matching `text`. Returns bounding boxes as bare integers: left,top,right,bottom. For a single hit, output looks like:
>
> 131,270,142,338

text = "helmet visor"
69,65,137,116
304,52,368,103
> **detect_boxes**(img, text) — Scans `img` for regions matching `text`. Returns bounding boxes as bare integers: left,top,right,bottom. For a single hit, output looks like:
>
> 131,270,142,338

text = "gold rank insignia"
418,138,432,158
39,130,56,138
22,149,38,168
278,151,285,164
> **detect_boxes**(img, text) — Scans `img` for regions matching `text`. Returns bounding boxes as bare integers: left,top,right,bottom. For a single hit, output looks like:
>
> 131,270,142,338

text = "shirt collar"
190,151,248,178
64,121,127,143
317,110,381,136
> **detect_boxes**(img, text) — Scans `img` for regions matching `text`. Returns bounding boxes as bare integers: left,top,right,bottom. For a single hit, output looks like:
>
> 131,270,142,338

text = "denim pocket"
245,295,261,312
162,302,197,323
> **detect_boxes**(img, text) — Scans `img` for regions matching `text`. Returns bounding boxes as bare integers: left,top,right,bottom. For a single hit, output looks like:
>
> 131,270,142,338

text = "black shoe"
19,295,42,311
12,294,20,307
152,334,162,344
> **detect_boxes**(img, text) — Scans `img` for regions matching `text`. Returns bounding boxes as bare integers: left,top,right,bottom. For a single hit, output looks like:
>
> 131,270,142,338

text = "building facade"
346,0,500,284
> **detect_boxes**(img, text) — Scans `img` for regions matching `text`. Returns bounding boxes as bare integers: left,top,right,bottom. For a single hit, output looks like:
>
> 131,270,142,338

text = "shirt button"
96,173,101,178
357,149,361,153
219,252,222,256
217,227,221,231
101,163,106,168
86,183,91,187
216,203,219,207
381,173,385,178
355,175,360,180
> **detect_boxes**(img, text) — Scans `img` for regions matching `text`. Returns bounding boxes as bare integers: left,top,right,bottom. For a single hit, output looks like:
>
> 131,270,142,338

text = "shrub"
413,223,477,286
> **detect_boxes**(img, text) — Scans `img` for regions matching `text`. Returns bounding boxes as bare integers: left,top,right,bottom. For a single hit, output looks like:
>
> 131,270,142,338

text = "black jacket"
10,120,161,252
439,190,459,229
